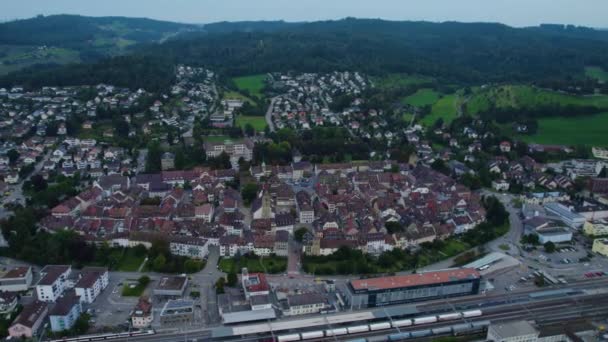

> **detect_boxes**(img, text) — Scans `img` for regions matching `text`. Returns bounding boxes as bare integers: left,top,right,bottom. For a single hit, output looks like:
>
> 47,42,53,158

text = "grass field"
232,74,266,99
236,115,267,131
401,112,414,123
586,66,608,82
0,45,81,75
204,135,230,143
466,85,608,115
121,277,150,297
376,73,434,89
519,112,608,147
421,94,459,126
402,88,440,107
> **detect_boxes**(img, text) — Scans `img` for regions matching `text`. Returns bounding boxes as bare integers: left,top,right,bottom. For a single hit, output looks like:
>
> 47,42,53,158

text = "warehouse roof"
350,268,479,291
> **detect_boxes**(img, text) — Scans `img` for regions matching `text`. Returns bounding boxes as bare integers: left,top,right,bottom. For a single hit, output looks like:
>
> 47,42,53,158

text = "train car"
277,334,301,342
300,331,324,340
438,313,461,321
462,310,483,318
346,339,368,342
432,326,452,335
452,323,473,334
410,329,432,338
347,325,370,334
471,320,491,329
325,328,348,336
368,336,390,342
388,332,411,341
370,322,391,331
391,319,413,328
413,316,438,325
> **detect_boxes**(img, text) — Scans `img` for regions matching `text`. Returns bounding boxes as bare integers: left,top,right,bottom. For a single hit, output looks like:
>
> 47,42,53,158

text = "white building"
282,293,326,316
592,147,608,160
36,265,71,302
74,267,109,304
492,180,510,192
298,205,315,224
0,267,33,292
169,237,209,259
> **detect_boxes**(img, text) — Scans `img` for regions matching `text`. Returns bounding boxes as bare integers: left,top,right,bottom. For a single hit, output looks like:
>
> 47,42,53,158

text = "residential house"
131,296,153,328
8,300,48,338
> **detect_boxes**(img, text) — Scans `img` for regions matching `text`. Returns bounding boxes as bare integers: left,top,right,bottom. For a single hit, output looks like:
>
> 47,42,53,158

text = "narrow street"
264,96,280,132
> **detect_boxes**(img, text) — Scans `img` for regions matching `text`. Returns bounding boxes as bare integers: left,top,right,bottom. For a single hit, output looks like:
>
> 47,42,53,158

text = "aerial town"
0,10,608,342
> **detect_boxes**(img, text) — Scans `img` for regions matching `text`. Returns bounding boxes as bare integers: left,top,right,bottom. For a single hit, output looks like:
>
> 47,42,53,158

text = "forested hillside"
0,15,201,74
2,18,608,90
0,15,196,47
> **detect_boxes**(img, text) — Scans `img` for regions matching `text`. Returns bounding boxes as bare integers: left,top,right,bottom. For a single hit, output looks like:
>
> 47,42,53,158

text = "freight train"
276,310,483,342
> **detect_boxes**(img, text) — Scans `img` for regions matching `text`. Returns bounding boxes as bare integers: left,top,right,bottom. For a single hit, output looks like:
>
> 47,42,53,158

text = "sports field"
232,74,266,99
236,115,267,131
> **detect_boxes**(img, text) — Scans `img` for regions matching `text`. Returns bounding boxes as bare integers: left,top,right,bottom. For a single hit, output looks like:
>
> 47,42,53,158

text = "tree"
294,227,308,243
146,141,163,173
244,123,255,137
431,159,450,175
534,275,546,287
544,241,556,253
7,149,19,165
227,271,238,287
133,244,148,257
215,277,226,294
521,234,540,245
184,259,201,273
241,183,259,206
138,275,151,287
385,222,404,234
152,254,167,271
149,239,170,258
71,313,91,335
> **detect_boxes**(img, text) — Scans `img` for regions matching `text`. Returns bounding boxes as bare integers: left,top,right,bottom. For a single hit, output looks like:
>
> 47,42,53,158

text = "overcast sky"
1,0,606,28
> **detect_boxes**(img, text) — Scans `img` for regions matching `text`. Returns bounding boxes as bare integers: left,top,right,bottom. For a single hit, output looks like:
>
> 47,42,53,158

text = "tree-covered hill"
0,14,202,74
2,18,608,90
0,14,198,47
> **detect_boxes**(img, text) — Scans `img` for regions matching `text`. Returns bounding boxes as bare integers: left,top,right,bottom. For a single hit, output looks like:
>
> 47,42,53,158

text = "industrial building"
343,268,481,309
153,276,188,297
544,203,586,228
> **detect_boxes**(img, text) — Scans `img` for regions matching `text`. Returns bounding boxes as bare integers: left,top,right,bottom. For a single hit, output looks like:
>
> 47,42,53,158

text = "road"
0,149,52,220
137,149,148,173
421,190,522,272
265,96,280,132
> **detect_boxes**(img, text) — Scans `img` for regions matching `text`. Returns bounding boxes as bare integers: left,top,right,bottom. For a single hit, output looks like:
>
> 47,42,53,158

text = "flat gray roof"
490,320,537,338
464,252,505,269
544,203,585,221
222,308,276,324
